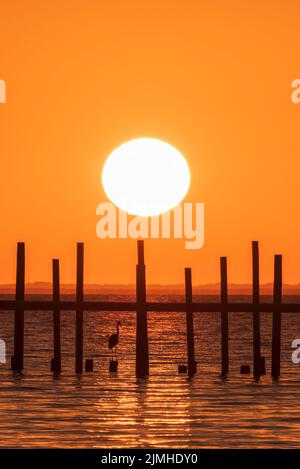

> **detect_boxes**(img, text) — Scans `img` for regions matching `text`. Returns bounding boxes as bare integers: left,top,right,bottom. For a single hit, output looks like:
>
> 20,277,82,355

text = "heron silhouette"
108,321,121,359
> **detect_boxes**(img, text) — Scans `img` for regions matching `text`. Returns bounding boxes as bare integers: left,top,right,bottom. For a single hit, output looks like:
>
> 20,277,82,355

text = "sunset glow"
1,1,300,287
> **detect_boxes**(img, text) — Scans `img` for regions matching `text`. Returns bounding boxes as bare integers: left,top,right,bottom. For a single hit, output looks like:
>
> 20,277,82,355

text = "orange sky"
0,0,300,286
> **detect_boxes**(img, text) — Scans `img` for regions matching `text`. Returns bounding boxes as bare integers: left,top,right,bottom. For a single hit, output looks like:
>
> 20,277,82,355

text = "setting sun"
101,138,190,217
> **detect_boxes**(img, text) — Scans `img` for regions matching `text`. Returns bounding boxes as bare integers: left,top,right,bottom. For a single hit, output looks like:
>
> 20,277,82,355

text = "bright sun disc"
101,138,190,217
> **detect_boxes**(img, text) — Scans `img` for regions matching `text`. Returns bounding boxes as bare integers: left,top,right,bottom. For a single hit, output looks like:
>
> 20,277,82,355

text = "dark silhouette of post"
271,254,282,380
185,268,196,376
136,240,149,378
220,256,229,376
75,243,84,374
252,241,261,379
52,259,61,373
12,242,25,371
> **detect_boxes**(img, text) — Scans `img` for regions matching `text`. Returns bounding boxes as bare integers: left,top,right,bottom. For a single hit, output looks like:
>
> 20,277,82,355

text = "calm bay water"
1,294,300,448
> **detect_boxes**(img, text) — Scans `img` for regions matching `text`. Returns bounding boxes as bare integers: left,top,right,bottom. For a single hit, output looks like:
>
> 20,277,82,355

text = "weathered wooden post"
51,259,61,373
11,242,25,371
136,240,149,378
252,241,261,379
220,256,229,376
185,268,196,376
271,254,282,380
75,243,84,374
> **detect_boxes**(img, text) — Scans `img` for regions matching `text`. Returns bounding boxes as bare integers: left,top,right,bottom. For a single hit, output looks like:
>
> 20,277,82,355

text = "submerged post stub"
260,356,266,375
109,360,118,372
240,365,250,374
51,357,60,373
85,359,93,372
178,364,188,374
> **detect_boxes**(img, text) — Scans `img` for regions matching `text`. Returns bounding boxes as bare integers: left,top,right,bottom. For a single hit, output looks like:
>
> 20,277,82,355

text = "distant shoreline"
1,282,300,295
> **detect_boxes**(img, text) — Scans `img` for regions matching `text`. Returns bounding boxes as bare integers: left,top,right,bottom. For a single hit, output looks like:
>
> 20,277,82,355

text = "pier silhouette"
0,240,291,379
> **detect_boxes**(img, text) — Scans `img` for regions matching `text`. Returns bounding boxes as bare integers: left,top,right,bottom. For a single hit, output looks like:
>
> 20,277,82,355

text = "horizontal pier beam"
0,300,298,312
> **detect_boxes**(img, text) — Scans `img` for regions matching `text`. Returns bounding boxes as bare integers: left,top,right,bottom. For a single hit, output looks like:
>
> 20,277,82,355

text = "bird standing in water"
108,321,121,359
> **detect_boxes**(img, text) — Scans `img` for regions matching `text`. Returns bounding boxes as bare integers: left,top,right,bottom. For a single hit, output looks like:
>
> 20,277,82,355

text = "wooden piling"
75,243,84,374
220,256,229,376
252,241,261,379
185,268,196,376
135,240,149,378
52,259,61,373
271,254,282,379
12,242,25,371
